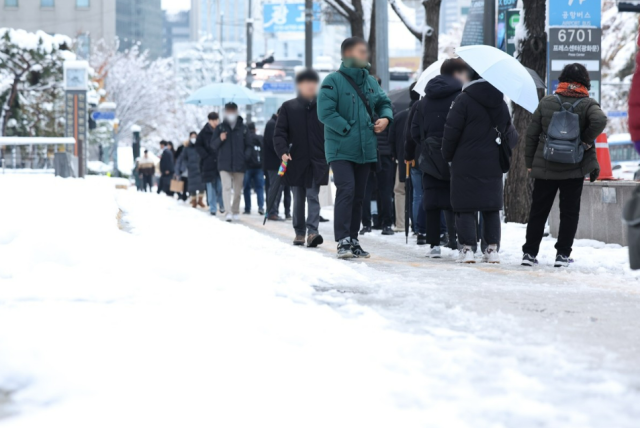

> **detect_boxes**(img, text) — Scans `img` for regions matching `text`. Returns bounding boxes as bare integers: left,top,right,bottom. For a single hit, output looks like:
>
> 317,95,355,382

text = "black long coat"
410,75,462,210
194,123,219,183
442,80,517,212
159,148,174,174
175,144,206,193
273,97,329,187
389,107,409,183
262,114,280,171
211,117,252,173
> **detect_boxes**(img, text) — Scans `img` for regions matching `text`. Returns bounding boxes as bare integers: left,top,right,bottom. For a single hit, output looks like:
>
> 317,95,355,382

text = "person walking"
138,150,155,192
158,140,175,196
522,63,606,267
175,132,207,208
243,122,265,215
195,112,225,216
263,110,292,221
404,98,426,243
372,76,395,236
274,69,329,248
408,59,467,258
318,37,393,259
442,66,517,264
211,102,252,222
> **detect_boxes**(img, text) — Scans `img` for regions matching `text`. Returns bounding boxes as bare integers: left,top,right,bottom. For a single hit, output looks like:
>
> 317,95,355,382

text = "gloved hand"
590,168,600,182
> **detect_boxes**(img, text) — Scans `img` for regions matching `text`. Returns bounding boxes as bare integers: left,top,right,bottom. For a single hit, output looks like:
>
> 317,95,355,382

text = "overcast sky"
162,0,190,12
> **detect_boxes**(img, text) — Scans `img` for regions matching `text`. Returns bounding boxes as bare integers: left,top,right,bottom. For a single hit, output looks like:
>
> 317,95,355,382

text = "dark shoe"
319,216,329,223
258,208,265,215
381,226,395,236
243,211,251,215
554,255,574,268
268,214,284,221
521,253,538,266
439,233,449,246
337,238,354,259
359,226,372,235
210,211,216,216
351,238,370,258
293,235,305,246
307,233,324,248
219,208,225,214
417,234,427,245
285,214,292,220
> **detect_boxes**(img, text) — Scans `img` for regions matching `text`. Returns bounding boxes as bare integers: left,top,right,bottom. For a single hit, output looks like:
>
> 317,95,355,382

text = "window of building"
5,0,18,6
40,0,54,7
76,0,89,7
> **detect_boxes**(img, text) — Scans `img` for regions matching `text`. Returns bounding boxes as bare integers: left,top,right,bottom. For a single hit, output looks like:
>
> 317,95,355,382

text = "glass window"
76,0,89,7
40,0,54,6
5,0,18,6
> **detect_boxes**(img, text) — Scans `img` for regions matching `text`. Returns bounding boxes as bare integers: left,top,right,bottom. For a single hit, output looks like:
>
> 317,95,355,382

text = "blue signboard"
263,2,321,33
262,81,296,92
91,111,116,121
607,111,628,118
549,0,601,28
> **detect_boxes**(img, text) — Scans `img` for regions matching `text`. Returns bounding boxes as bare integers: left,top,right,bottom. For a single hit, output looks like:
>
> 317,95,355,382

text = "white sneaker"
429,246,442,258
456,246,475,264
225,214,232,222
482,245,500,264
232,214,240,221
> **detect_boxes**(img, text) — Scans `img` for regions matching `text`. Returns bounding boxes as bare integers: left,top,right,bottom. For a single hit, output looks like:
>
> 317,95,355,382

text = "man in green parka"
317,37,393,259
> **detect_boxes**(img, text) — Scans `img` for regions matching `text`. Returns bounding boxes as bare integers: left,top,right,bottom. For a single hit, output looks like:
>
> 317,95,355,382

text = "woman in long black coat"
408,59,467,257
176,132,207,208
442,70,517,264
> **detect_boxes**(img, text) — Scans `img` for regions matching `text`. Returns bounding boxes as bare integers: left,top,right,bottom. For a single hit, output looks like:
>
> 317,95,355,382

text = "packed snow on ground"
0,175,639,428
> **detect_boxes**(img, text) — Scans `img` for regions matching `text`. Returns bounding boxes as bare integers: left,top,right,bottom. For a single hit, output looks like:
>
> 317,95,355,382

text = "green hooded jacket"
317,63,393,164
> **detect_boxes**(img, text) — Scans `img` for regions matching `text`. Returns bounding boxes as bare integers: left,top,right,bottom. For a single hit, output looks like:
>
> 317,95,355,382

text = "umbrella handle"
405,161,414,179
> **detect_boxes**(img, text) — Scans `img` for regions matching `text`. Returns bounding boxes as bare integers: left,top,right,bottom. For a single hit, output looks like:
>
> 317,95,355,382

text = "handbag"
170,178,184,193
623,185,640,270
417,118,450,180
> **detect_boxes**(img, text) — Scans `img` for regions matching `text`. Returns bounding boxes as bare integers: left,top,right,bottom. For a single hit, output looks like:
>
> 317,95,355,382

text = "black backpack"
543,95,585,164
417,118,450,181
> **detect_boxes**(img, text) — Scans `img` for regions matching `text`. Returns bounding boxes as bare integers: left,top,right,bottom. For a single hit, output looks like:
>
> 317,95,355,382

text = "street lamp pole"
305,0,313,68
246,0,254,122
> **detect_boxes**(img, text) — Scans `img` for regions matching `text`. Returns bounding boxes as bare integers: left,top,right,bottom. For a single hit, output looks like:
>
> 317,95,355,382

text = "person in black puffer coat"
442,67,518,264
408,59,468,256
176,132,207,208
263,110,292,220
195,112,225,215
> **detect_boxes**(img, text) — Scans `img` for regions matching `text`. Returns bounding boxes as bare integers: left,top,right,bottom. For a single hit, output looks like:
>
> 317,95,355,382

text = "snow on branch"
388,0,433,40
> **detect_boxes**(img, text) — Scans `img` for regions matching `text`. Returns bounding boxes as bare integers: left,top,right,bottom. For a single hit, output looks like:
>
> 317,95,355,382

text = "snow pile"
1,175,640,427
0,28,70,54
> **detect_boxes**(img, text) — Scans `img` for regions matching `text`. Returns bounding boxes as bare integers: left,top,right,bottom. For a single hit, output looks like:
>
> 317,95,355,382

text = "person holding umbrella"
273,69,328,247
317,37,393,259
442,64,518,264
211,102,253,222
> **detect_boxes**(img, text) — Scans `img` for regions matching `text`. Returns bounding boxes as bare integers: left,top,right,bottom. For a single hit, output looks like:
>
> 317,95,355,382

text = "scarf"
555,82,590,98
342,57,371,69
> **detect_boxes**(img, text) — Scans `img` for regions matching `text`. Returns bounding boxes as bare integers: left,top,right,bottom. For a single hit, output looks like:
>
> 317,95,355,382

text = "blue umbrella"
185,83,264,106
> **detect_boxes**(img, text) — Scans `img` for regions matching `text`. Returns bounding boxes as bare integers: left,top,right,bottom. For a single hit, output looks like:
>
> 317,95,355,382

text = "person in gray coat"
175,132,206,208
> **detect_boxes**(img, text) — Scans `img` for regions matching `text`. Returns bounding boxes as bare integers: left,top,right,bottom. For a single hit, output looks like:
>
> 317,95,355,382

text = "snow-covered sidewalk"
0,175,639,428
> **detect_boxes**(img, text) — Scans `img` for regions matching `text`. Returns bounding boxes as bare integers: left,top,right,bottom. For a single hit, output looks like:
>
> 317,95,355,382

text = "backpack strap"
338,70,375,123
555,94,586,112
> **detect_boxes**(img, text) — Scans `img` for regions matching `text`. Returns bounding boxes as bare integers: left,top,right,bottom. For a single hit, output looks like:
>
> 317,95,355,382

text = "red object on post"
594,133,615,180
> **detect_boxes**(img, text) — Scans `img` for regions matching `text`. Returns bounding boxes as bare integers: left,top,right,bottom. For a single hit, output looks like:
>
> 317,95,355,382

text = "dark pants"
292,179,321,236
410,167,426,234
426,209,456,247
266,169,292,217
456,211,501,247
332,160,372,241
243,168,265,212
361,171,377,228
178,177,189,201
376,155,395,227
523,178,583,257
159,175,173,196
142,174,153,192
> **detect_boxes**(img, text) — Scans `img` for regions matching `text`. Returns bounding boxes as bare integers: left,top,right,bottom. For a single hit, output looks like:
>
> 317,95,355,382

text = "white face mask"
190,138,196,144
225,113,238,123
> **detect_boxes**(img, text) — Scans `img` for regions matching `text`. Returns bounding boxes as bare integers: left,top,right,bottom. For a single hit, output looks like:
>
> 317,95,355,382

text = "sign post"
505,9,521,56
547,0,602,103
63,60,89,178
497,0,518,52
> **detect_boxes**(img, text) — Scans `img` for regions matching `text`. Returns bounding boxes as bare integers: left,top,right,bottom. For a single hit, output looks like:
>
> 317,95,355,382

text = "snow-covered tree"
389,0,441,70
0,28,72,136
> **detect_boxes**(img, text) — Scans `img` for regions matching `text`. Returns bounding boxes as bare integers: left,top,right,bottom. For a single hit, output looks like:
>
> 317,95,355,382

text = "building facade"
163,10,190,57
116,0,163,58
190,0,247,45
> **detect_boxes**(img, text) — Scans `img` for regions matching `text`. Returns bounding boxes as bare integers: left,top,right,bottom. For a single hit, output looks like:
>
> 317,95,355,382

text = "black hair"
374,75,382,86
189,131,197,137
247,122,256,131
558,63,591,89
468,66,481,81
341,37,367,55
295,68,320,83
409,81,420,102
208,112,219,121
144,149,149,153
224,102,238,110
440,58,468,77
159,140,167,146
167,141,174,148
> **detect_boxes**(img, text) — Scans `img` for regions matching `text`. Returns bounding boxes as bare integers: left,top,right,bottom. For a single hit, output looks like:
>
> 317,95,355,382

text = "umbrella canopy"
388,87,412,112
456,45,538,113
413,59,445,97
186,83,264,106
525,67,546,89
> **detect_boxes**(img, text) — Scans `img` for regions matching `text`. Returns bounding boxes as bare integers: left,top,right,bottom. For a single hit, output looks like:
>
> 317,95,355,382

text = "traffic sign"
549,0,601,28
91,111,116,121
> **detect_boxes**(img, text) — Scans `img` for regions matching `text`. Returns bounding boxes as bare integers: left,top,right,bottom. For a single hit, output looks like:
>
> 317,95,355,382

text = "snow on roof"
0,28,71,53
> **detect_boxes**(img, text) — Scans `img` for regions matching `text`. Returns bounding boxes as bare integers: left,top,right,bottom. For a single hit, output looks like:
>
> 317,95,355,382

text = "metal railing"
0,137,76,173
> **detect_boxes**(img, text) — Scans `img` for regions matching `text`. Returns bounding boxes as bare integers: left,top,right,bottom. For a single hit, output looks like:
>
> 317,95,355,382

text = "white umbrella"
456,45,538,113
413,59,445,97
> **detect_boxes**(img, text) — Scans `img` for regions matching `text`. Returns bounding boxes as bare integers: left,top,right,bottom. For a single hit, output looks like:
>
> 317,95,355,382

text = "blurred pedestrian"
318,37,393,259
408,58,467,258
442,65,517,264
243,122,265,215
263,109,292,221
195,112,225,216
175,132,206,208
274,69,328,247
158,140,175,196
212,102,252,222
522,63,606,267
404,96,425,243
138,150,155,192
372,76,395,236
